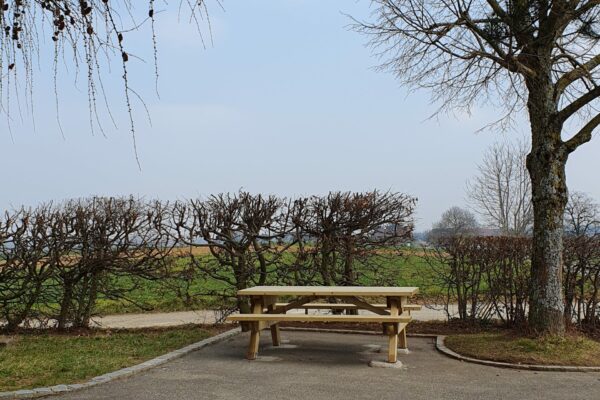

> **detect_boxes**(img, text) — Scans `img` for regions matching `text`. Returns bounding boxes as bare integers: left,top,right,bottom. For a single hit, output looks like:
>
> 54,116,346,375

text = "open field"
93,251,442,315
0,325,225,392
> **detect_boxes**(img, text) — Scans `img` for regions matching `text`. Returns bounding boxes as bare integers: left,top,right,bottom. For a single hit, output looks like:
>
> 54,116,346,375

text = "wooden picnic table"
227,285,419,364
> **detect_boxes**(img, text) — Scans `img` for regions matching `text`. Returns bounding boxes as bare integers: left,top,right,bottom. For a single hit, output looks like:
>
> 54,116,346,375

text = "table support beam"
267,303,281,346
271,296,317,314
246,298,263,360
387,297,400,363
346,296,390,316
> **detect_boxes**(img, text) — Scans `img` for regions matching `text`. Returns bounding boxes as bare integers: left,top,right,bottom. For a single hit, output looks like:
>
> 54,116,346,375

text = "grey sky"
1,1,599,231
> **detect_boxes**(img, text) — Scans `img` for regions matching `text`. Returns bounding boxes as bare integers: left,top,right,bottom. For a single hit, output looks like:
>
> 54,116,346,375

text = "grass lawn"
445,332,600,366
0,325,225,392
94,250,444,315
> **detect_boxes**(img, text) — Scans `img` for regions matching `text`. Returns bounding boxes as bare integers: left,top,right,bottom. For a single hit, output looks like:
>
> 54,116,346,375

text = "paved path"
53,331,599,400
92,310,220,329
92,306,454,329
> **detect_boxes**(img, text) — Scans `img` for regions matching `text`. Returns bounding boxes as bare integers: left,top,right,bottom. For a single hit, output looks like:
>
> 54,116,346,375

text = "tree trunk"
526,82,568,334
57,278,74,330
524,61,569,335
527,148,568,335
80,272,100,329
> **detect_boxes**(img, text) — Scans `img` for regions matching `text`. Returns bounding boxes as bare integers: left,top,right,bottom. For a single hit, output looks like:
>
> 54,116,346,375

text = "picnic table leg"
387,297,399,363
246,297,263,360
398,296,408,352
398,328,408,351
267,303,281,346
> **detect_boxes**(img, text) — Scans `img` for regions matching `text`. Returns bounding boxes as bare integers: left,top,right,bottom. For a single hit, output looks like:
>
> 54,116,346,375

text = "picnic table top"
237,286,419,297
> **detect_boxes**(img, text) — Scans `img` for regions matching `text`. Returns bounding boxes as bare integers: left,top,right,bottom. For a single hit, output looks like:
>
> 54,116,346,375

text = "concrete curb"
435,335,600,372
282,327,600,372
0,327,242,399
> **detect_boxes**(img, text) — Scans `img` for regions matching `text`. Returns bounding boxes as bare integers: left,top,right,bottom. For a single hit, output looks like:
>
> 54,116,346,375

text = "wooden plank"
346,297,390,316
272,302,380,310
398,327,408,350
238,286,419,297
267,303,281,346
388,297,400,363
272,302,421,311
246,297,263,360
270,296,316,314
227,314,412,323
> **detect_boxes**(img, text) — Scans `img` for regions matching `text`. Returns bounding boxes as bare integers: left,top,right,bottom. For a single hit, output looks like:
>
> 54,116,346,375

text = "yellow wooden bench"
226,286,420,363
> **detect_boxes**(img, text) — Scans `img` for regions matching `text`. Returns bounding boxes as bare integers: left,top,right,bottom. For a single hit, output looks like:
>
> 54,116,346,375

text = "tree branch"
555,54,600,97
556,85,600,123
564,113,600,153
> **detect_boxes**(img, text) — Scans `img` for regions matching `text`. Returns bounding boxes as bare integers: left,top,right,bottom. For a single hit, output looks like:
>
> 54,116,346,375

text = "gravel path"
91,306,455,329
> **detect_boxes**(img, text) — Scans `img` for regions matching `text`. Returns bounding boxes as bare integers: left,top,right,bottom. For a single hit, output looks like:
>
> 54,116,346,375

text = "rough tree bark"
525,57,568,335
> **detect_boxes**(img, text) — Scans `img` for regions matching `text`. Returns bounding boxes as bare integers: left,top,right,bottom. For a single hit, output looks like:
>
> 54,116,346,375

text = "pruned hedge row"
0,191,416,330
425,235,600,328
0,197,174,330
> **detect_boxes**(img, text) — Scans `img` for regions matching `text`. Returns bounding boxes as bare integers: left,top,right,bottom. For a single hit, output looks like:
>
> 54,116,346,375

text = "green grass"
93,253,444,314
93,252,446,314
445,332,600,366
0,325,220,392
95,275,228,314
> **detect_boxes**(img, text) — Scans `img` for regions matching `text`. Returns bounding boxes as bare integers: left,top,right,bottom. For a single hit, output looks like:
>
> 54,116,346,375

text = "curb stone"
0,327,241,399
435,335,600,372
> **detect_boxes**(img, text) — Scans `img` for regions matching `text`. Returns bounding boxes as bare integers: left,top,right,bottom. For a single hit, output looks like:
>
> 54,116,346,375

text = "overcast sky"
1,1,599,231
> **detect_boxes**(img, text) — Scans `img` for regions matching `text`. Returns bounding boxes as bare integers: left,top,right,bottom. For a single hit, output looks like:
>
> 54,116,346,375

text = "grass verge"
444,332,600,366
0,325,227,392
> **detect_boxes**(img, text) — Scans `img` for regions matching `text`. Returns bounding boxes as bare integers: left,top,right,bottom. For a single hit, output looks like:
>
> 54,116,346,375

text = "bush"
0,198,173,331
423,236,530,326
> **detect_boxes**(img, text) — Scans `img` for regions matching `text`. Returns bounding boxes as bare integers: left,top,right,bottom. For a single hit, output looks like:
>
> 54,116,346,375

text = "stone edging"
0,327,242,399
435,335,600,372
281,327,600,372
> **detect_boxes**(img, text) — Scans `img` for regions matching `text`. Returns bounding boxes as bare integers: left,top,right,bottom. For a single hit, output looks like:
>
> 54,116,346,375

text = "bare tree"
564,191,600,236
563,192,600,325
467,139,533,235
172,192,292,316
0,205,59,330
421,236,530,325
429,206,478,241
0,1,214,161
52,197,173,329
290,191,416,289
356,0,600,334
